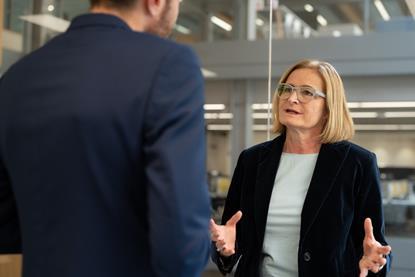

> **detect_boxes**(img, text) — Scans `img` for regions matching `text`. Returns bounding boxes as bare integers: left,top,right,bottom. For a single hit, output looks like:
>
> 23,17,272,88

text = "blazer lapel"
300,141,351,242
254,135,284,243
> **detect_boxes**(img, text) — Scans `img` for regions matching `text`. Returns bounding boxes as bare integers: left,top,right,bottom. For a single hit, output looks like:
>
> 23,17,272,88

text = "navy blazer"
0,14,211,277
213,135,391,277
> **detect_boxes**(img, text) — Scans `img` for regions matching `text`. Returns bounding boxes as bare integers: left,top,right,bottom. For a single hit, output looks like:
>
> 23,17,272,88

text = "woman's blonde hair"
272,59,354,143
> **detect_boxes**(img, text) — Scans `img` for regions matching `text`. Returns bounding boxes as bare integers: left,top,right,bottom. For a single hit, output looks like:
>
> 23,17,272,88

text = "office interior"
0,0,414,276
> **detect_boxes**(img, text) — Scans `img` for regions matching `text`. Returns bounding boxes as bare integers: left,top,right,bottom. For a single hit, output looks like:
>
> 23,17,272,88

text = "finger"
364,218,375,241
226,211,243,226
368,255,387,266
221,248,235,257
376,245,391,255
216,240,226,249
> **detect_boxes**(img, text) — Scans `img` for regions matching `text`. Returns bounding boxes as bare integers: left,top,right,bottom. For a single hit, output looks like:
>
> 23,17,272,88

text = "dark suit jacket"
0,14,211,277
213,134,391,277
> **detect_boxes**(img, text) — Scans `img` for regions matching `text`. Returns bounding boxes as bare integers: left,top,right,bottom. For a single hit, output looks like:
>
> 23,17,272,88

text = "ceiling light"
350,112,379,118
374,0,390,21
348,101,415,108
47,4,55,12
253,113,272,119
211,16,233,32
204,104,226,111
201,68,217,78
256,18,264,26
252,103,272,110
384,111,415,118
355,124,415,131
174,24,191,34
204,113,233,120
207,125,232,131
317,14,328,26
20,14,70,32
253,125,269,131
304,4,314,12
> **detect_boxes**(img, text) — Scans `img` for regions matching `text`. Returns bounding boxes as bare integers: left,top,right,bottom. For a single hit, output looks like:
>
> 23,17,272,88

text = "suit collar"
253,135,351,246
68,13,132,32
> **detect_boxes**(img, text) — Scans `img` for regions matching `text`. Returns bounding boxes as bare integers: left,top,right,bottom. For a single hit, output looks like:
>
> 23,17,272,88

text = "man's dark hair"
89,0,138,8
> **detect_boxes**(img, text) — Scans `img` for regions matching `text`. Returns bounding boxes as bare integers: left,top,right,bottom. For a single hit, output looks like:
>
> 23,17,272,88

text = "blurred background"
0,0,415,276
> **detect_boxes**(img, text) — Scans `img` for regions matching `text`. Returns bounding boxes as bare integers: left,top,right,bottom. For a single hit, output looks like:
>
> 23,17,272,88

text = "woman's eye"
302,89,314,96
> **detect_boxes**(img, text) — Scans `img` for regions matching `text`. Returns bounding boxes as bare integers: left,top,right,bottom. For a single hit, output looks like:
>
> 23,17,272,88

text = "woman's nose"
287,90,300,103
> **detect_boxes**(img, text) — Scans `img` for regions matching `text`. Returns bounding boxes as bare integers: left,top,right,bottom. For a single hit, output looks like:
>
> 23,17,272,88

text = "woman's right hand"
210,211,242,257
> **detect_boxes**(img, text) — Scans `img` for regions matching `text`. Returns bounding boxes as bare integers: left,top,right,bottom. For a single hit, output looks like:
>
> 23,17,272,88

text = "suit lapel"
253,135,284,243
300,141,351,242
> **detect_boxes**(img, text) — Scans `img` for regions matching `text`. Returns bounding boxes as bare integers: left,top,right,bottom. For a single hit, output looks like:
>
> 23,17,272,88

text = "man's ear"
144,0,166,17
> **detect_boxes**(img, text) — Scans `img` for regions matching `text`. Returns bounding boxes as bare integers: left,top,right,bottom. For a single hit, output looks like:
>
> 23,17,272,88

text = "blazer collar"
253,135,351,245
300,141,350,242
67,13,132,32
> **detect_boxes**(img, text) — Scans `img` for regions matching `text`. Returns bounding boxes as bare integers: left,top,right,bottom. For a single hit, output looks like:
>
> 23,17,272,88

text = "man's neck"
90,6,145,32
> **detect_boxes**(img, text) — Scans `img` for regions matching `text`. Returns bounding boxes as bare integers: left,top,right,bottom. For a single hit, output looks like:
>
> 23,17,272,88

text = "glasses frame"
276,83,326,103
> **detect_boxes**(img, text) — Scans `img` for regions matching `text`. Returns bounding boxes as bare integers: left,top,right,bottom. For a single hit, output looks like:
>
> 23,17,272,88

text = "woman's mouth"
285,108,301,115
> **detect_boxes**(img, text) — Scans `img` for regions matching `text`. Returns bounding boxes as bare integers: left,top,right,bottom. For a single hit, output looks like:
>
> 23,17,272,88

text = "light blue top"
261,153,318,277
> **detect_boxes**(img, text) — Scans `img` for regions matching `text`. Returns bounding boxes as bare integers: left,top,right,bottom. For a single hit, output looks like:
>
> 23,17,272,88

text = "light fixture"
348,102,415,108
211,16,232,32
304,4,314,13
253,125,269,131
350,112,379,118
252,103,272,110
207,125,232,131
174,24,191,34
204,113,233,120
253,113,272,119
47,4,55,12
317,14,328,26
384,111,415,118
355,124,415,131
256,18,265,26
204,104,226,111
374,0,390,21
20,14,70,33
201,68,217,78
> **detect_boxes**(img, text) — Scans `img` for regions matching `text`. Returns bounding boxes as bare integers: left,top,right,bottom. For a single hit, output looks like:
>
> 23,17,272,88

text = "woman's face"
278,68,327,134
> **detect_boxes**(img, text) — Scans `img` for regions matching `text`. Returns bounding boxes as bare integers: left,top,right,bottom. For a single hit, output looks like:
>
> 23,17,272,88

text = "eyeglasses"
276,83,326,103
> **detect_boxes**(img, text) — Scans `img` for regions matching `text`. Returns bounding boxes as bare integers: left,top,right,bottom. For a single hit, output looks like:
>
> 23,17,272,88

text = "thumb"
210,218,218,231
226,211,243,227
364,218,375,240
359,268,368,277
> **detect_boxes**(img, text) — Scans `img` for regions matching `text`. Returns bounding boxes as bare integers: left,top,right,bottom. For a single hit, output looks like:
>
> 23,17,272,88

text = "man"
0,0,211,276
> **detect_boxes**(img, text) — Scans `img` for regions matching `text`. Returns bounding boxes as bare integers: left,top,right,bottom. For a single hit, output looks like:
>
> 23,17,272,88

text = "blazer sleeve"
0,157,21,254
352,153,391,276
143,44,211,277
212,150,245,275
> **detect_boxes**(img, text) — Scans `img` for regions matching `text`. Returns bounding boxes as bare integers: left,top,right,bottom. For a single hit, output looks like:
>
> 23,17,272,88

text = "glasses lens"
277,84,292,98
298,88,315,103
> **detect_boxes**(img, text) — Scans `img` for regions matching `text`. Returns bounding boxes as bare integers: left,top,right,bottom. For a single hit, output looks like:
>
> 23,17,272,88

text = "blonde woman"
211,60,391,277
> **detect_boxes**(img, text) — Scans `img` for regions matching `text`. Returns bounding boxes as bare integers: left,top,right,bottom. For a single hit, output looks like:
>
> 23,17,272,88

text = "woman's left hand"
359,218,392,277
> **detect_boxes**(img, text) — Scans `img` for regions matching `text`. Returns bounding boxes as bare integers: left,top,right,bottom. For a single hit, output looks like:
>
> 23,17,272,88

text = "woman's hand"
359,218,392,277
210,211,242,257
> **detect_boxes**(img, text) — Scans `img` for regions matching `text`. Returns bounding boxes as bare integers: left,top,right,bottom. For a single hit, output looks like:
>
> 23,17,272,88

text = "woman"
210,60,392,277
